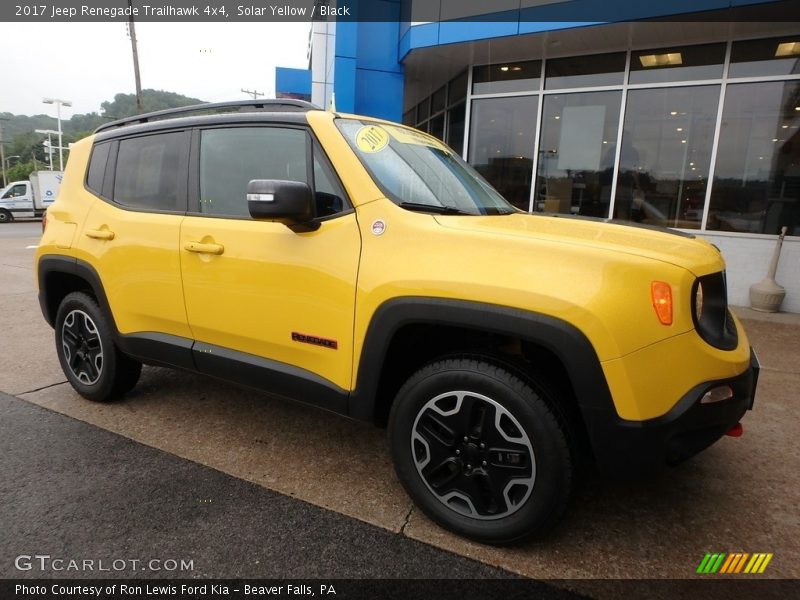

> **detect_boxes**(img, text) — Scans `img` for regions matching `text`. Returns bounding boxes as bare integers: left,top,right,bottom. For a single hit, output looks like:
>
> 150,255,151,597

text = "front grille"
692,271,738,351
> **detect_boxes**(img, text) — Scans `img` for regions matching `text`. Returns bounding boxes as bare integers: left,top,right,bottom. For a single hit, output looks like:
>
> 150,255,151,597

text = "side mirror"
247,179,315,228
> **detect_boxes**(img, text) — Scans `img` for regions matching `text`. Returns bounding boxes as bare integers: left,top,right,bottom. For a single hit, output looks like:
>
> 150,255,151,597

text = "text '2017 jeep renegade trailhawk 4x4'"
36,100,759,544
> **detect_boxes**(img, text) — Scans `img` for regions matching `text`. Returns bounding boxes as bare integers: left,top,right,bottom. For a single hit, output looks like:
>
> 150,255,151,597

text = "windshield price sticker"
355,125,390,153
384,125,450,154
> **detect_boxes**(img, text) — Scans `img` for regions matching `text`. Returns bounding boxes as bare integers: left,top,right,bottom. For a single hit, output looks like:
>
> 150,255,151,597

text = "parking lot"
1,220,798,585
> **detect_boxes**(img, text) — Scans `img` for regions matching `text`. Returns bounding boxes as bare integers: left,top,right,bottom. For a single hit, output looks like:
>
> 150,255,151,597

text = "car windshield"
336,119,516,216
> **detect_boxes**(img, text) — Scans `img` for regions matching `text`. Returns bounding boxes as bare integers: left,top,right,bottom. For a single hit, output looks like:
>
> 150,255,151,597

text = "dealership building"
276,0,800,312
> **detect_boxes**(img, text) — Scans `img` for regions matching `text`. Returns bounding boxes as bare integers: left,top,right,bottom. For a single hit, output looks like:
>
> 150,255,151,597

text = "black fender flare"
37,255,116,330
347,297,615,422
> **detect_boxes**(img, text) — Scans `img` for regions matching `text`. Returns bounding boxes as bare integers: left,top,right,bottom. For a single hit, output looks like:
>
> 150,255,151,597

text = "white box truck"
0,170,63,222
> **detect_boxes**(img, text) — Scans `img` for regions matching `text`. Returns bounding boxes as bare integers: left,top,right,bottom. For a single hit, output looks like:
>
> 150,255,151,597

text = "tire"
0,209,13,223
388,357,573,544
55,292,142,402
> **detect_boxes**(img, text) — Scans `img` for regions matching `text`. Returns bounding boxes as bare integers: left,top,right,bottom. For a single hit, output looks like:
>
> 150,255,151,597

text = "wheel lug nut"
466,464,472,470
480,443,485,449
455,449,460,455
482,461,488,467
463,436,469,442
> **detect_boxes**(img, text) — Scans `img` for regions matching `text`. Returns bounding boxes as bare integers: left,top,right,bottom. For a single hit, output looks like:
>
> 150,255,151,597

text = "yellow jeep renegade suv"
36,100,758,544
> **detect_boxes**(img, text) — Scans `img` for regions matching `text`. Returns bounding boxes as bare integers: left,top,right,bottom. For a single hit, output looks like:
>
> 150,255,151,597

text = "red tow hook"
726,423,744,437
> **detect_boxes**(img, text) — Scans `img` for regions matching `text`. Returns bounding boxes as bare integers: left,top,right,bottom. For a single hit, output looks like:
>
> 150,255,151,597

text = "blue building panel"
275,67,311,96
438,16,519,45
334,56,357,113
355,69,405,121
357,20,403,72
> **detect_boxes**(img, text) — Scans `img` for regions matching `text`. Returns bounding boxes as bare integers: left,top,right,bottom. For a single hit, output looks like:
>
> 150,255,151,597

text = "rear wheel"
55,292,142,402
0,209,13,223
388,357,573,544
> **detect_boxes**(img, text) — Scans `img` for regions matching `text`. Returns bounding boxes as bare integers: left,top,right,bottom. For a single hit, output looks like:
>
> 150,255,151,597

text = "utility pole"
128,0,144,114
241,88,264,100
0,118,7,188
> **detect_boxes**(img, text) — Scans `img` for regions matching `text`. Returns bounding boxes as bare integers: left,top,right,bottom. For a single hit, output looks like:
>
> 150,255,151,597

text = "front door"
179,125,360,395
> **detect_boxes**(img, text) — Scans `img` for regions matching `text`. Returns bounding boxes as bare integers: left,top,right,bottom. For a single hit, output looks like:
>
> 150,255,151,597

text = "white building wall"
310,21,335,109
701,232,800,313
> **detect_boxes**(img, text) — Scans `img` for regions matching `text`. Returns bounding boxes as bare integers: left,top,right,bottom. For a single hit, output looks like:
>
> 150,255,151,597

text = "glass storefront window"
446,102,466,156
730,37,800,78
431,86,446,114
534,91,622,217
430,113,445,141
708,80,800,235
630,44,725,85
468,96,538,210
613,85,720,229
448,71,468,106
472,60,541,95
545,53,625,90
417,98,429,123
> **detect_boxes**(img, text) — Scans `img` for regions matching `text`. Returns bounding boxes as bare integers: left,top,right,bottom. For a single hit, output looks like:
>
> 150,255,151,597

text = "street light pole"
35,129,60,171
42,98,72,171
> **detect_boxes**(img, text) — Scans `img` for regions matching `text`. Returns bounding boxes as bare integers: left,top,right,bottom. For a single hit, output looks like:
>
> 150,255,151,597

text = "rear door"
179,124,361,396
78,131,192,350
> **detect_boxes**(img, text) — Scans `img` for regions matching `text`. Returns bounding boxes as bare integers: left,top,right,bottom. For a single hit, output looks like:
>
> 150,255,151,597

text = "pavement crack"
18,380,68,395
400,504,414,536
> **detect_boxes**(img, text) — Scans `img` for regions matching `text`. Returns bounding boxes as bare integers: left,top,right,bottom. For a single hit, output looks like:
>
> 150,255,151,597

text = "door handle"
85,228,115,241
184,241,224,255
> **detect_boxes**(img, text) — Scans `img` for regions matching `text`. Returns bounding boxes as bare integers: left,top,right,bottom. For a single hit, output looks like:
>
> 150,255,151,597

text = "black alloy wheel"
389,357,573,544
55,292,142,402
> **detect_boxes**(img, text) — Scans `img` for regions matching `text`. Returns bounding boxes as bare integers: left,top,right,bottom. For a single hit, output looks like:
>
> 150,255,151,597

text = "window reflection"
534,91,622,217
730,37,800,78
473,60,541,95
613,86,720,229
629,44,725,84
545,53,625,90
468,96,538,210
708,81,800,235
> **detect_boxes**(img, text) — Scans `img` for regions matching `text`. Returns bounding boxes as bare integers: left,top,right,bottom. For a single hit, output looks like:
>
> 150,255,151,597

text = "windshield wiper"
398,202,474,215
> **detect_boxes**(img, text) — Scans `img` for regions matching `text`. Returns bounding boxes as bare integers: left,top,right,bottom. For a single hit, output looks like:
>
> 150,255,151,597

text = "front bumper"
584,348,759,477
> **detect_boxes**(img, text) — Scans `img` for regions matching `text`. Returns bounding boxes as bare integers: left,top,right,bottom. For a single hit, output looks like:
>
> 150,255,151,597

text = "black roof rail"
94,99,321,133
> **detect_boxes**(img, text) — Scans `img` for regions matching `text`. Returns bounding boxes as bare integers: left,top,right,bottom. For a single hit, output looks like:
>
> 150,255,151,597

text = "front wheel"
388,357,573,544
0,209,13,223
55,292,142,402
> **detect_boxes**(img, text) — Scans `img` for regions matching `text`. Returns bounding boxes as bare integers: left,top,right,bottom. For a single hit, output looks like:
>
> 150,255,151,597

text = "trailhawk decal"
291,332,339,350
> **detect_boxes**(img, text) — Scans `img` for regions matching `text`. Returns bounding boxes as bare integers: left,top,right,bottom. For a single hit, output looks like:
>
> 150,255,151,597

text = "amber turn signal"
651,281,673,325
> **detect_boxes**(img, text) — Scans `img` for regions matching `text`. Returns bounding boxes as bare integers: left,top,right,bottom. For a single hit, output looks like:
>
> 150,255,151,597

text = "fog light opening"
700,385,734,404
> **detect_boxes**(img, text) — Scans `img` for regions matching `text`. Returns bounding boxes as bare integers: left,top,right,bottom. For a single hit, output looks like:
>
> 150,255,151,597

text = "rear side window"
114,132,184,211
199,127,309,218
86,142,111,195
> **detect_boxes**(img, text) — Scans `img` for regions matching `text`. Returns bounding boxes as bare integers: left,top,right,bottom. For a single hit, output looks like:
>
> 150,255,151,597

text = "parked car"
35,100,758,544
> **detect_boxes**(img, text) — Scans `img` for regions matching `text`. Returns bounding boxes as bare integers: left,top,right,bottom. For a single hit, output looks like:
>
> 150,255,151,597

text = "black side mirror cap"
247,179,316,229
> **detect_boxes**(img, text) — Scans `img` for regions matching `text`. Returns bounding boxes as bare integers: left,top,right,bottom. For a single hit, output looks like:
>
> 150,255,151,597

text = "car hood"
433,212,723,276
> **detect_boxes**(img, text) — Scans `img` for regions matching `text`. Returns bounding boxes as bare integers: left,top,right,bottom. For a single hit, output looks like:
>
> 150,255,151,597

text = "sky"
0,21,312,117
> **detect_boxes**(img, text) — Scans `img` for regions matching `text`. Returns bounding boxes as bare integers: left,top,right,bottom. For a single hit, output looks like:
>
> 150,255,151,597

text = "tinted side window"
199,127,309,217
86,142,111,195
313,153,348,217
114,132,184,211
